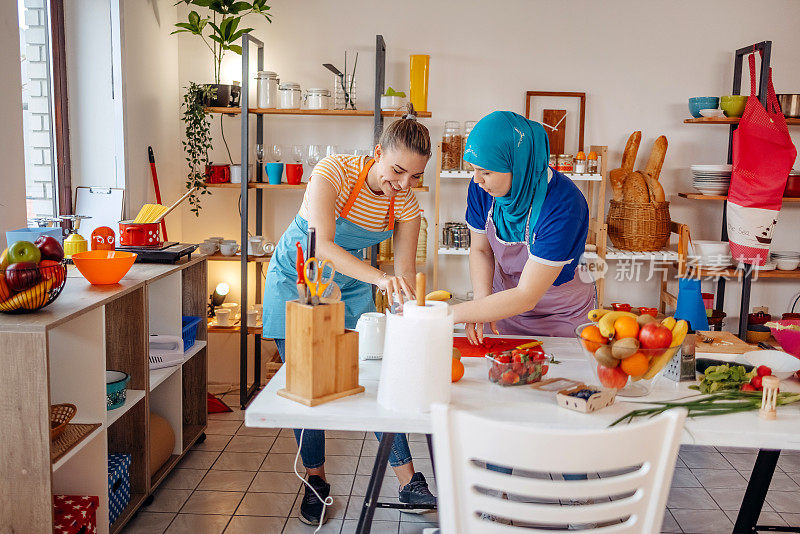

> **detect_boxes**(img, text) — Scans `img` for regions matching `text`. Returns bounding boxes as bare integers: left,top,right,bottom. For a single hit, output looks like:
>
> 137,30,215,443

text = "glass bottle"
461,121,477,171
442,121,462,171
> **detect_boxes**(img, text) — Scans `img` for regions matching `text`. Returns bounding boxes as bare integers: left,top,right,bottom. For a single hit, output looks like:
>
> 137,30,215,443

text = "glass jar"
303,88,330,110
334,74,355,110
549,154,557,168
556,154,573,173
587,151,599,175
574,151,587,174
255,71,279,109
278,82,301,109
442,121,462,171
461,121,476,171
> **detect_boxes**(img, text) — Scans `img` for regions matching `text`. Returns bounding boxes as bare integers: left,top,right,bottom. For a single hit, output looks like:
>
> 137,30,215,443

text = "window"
18,0,61,220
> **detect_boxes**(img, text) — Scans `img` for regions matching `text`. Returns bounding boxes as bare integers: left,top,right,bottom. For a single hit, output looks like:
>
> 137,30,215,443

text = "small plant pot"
204,84,235,107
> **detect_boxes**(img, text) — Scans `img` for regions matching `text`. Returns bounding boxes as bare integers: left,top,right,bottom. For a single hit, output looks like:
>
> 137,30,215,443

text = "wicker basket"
607,200,671,252
50,403,77,441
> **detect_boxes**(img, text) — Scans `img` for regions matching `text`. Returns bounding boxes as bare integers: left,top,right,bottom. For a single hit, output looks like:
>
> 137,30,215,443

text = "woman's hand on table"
465,321,499,345
376,273,415,308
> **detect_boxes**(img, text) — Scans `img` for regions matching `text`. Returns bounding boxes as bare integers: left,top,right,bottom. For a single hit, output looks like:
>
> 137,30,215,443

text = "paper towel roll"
377,301,453,414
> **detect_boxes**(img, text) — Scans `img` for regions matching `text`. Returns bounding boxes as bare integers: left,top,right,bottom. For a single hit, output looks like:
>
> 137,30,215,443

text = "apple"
638,322,673,355
8,241,41,265
39,259,66,287
597,364,628,389
5,262,41,291
34,235,64,261
0,273,11,301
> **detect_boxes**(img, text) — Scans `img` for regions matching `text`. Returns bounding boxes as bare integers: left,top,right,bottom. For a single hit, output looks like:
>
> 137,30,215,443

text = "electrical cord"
293,429,332,532
219,115,233,164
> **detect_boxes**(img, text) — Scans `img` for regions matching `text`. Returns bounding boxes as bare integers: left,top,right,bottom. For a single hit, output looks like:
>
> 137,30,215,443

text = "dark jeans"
275,339,413,469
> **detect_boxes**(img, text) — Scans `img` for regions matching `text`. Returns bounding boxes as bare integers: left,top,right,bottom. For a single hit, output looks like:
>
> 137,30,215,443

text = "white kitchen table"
246,336,800,534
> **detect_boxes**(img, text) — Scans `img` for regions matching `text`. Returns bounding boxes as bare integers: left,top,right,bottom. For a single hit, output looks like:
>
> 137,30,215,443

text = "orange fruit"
620,352,649,377
451,357,465,383
580,324,608,353
614,316,640,339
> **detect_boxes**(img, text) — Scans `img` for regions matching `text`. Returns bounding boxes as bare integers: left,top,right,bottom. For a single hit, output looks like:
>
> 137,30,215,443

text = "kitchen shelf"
440,170,473,179
150,365,179,391
678,192,800,202
206,252,271,263
207,317,262,335
438,247,470,255
203,181,428,192
691,266,800,279
684,117,800,125
110,493,146,534
183,340,207,362
51,423,104,470
438,170,601,182
106,389,145,426
205,107,432,118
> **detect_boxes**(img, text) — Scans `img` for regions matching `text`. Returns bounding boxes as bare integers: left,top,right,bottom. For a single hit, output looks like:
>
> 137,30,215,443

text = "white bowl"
776,258,800,271
699,109,725,118
380,95,405,111
692,240,730,257
743,350,800,380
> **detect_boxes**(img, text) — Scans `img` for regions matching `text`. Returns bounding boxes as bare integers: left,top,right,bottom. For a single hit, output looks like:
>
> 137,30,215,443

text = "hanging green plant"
181,82,215,216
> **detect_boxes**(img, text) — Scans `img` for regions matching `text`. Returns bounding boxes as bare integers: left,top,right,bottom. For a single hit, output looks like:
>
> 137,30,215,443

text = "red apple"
638,322,673,355
34,235,64,261
597,364,628,389
5,262,41,291
0,273,11,301
39,259,66,287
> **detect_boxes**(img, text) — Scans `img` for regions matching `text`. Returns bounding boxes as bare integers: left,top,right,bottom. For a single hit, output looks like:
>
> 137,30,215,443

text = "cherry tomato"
741,383,757,392
756,365,772,377
750,375,763,390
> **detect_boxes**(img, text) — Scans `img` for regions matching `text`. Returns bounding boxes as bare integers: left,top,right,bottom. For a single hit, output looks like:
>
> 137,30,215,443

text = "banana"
661,316,676,330
597,311,637,338
516,341,543,350
425,290,452,301
642,346,679,379
669,319,689,348
588,308,612,322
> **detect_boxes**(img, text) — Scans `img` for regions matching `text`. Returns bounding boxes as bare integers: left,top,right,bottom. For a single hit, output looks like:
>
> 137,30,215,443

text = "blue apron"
262,158,395,338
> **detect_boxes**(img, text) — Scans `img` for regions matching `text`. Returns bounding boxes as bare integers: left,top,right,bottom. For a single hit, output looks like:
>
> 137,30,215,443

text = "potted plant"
181,82,214,215
173,0,272,107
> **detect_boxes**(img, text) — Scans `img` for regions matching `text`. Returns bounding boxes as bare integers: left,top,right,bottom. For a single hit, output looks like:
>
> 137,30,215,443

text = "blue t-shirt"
465,168,589,286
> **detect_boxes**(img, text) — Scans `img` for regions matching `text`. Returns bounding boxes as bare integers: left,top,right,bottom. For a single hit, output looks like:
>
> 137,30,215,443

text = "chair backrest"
431,405,686,533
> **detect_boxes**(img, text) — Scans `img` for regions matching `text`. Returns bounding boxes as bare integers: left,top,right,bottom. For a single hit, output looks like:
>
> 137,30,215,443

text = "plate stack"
691,165,732,195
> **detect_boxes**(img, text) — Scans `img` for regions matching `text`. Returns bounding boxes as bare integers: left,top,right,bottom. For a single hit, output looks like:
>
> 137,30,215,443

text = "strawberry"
512,362,525,375
495,351,512,364
488,365,502,383
500,370,520,385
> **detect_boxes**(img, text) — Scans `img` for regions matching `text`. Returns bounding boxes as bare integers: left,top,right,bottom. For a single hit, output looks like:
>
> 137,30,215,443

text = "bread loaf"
622,171,651,203
621,131,642,173
642,171,666,202
610,168,629,202
644,135,668,181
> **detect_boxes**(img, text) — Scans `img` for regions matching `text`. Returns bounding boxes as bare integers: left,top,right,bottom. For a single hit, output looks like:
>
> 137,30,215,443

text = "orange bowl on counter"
71,250,137,285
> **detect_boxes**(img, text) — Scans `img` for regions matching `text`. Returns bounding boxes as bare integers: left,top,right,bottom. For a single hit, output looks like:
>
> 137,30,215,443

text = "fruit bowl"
71,250,137,285
576,321,681,397
486,346,550,386
0,259,67,313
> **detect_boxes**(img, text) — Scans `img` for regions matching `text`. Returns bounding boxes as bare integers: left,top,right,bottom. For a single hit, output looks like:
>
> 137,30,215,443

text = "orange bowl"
71,250,137,285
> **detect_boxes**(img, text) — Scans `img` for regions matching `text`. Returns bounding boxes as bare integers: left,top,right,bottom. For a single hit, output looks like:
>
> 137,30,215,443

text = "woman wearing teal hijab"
451,111,596,344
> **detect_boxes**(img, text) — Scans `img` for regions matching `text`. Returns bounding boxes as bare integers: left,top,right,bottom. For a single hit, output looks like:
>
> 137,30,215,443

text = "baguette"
622,171,651,203
644,135,668,181
642,171,666,202
621,131,642,173
609,168,629,202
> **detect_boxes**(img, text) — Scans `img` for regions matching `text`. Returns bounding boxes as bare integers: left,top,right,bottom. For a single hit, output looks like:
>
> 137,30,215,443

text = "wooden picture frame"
525,91,586,154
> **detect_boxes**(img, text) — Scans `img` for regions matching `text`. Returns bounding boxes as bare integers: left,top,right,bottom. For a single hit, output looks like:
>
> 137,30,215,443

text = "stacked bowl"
771,251,800,271
691,240,732,268
691,164,732,195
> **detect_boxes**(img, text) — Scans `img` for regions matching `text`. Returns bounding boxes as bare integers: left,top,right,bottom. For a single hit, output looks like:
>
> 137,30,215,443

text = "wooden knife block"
277,299,364,407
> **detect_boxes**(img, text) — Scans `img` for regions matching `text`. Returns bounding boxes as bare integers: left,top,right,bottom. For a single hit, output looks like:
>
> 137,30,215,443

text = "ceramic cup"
222,302,239,318
355,312,386,360
286,163,303,185
266,162,284,185
215,308,232,327
247,309,260,327
247,236,275,256
199,241,217,255
208,236,224,245
220,241,239,256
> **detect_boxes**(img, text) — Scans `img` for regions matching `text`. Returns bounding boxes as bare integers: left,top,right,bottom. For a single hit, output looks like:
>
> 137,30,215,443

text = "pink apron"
485,201,596,337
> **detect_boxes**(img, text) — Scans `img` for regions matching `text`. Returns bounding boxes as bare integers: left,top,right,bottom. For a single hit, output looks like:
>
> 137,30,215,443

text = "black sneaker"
299,475,331,526
398,472,437,512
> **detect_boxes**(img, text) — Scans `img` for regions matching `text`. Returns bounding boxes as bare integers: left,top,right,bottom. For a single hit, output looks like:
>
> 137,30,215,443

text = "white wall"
171,0,800,329
0,1,27,249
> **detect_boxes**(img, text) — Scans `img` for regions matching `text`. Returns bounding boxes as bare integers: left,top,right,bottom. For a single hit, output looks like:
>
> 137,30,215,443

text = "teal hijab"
463,111,550,243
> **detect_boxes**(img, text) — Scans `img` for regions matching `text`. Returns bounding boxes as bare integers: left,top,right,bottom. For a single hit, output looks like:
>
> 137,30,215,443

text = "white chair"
428,405,686,533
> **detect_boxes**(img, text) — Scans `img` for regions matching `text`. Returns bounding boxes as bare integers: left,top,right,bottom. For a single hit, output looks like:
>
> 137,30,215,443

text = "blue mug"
266,163,284,185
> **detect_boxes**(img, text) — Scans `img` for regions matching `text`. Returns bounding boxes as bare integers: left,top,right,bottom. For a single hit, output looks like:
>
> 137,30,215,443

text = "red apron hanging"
727,50,797,265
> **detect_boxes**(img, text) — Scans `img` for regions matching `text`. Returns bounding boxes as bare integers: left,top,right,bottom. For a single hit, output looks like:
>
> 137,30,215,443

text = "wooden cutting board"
695,331,756,355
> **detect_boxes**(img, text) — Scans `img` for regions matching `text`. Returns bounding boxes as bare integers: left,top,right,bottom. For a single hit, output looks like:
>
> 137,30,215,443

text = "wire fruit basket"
0,259,67,313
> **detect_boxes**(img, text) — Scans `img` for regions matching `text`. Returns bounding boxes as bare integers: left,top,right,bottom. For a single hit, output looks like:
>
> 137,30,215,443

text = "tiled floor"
122,396,800,534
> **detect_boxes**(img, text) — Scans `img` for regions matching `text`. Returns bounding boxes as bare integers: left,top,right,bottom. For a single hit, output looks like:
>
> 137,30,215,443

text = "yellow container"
409,55,429,112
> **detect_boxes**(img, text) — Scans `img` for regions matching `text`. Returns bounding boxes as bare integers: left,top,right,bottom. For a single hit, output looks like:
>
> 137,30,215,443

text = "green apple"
8,241,41,265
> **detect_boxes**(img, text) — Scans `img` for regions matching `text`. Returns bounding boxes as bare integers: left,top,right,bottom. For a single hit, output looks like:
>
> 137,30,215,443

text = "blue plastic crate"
5,227,63,247
182,316,203,351
108,453,131,525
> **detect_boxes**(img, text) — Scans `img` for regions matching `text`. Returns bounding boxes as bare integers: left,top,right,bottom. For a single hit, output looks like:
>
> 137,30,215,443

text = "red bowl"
784,174,800,198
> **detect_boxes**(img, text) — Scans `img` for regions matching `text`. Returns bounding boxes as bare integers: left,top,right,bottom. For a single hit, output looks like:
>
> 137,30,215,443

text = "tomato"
750,375,763,390
756,365,772,377
597,364,628,389
741,383,756,392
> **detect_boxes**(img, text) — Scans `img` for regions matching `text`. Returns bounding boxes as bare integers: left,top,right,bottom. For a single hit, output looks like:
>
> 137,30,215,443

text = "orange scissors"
303,257,335,305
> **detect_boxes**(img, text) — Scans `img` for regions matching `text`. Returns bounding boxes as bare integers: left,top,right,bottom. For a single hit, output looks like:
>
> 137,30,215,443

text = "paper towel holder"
277,298,364,406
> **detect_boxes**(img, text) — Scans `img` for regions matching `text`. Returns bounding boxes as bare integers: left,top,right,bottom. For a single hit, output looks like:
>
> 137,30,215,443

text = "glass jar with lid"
255,71,279,108
442,121,462,171
587,151,599,175
303,88,330,110
574,151,587,174
278,82,301,109
461,121,477,171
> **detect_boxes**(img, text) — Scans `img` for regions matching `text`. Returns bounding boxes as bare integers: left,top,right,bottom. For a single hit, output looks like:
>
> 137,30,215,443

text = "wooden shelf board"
438,247,470,255
565,173,603,182
684,117,800,125
205,107,432,118
690,266,800,279
182,424,206,450
206,252,271,263
51,424,104,471
413,186,429,192
150,364,180,391
440,170,473,179
679,192,800,202
106,389,145,426
204,181,428,192
208,318,262,335
109,492,146,534
183,340,207,363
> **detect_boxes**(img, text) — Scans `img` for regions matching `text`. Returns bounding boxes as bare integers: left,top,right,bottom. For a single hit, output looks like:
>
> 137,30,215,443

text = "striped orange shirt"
298,155,420,231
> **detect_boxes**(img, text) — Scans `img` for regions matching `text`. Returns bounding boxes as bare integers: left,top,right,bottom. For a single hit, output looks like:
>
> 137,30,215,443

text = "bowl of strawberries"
576,309,689,397
486,344,551,386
